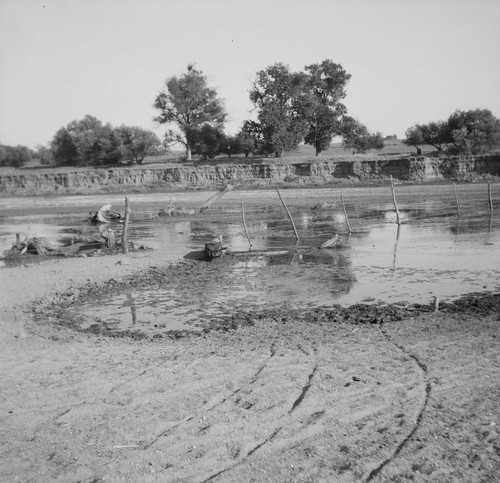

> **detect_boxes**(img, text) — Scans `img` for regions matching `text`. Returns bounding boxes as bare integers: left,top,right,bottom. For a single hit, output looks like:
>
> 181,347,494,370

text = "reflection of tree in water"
273,249,356,299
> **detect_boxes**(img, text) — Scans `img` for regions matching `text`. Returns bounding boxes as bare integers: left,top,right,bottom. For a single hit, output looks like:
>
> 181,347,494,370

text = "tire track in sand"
201,342,319,482
142,337,279,449
365,327,431,482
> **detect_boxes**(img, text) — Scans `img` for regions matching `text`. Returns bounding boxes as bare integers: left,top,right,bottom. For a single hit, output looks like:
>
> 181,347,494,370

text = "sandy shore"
1,249,499,482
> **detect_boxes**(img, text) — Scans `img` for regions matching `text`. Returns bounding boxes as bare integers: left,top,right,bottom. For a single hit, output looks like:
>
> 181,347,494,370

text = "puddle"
2,185,499,336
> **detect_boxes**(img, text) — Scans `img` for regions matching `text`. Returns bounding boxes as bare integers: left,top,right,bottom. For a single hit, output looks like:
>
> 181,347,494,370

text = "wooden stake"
390,175,401,225
487,180,493,212
340,192,352,233
276,187,299,241
122,196,130,254
241,197,253,249
453,183,461,217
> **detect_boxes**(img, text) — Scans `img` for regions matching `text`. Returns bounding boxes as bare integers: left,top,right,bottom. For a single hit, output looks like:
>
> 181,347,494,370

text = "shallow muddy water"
2,184,499,335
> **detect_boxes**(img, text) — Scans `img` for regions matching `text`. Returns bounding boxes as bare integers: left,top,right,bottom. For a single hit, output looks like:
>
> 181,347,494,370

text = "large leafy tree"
249,63,309,157
447,109,500,154
301,60,351,156
114,126,161,164
153,65,226,161
51,115,120,166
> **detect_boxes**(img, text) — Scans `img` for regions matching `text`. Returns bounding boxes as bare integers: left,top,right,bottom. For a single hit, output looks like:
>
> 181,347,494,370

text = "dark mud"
34,256,500,340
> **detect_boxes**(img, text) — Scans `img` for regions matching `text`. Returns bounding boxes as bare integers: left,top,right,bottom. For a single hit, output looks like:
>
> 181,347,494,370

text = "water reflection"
126,292,137,325
392,225,401,271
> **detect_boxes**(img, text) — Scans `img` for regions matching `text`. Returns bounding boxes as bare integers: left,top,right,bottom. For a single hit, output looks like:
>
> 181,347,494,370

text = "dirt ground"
0,248,499,482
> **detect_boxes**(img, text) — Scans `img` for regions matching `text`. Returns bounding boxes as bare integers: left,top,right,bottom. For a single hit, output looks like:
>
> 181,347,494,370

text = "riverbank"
1,153,500,196
1,248,499,481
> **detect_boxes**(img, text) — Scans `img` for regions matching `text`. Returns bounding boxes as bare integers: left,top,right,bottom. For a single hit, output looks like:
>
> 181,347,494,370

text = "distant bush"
0,144,33,168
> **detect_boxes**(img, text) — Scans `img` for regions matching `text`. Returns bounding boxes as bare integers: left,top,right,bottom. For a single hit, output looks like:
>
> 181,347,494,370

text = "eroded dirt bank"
1,154,500,196
0,252,499,482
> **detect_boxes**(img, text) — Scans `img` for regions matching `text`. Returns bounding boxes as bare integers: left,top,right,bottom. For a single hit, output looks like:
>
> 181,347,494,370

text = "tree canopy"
114,126,161,165
153,65,226,161
448,109,500,154
301,60,351,155
51,115,119,166
0,144,33,168
249,63,310,157
248,60,353,157
341,117,384,153
50,115,161,166
404,109,500,155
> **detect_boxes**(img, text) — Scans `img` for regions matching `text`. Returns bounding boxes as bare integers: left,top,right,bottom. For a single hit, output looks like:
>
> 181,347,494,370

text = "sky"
1,0,499,149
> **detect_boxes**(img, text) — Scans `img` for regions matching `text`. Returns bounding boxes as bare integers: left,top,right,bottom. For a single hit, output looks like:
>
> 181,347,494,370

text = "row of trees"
3,62,500,168
404,109,500,155
154,62,384,160
0,144,34,168
2,118,164,168
50,116,162,166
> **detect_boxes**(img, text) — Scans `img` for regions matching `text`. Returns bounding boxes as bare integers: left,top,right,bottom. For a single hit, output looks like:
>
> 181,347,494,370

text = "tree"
249,63,309,157
341,117,384,153
153,65,226,161
51,115,120,166
0,144,32,167
403,125,424,153
420,121,451,152
301,60,351,156
218,134,241,158
447,109,500,154
114,126,161,164
34,144,54,165
189,124,225,160
235,121,263,158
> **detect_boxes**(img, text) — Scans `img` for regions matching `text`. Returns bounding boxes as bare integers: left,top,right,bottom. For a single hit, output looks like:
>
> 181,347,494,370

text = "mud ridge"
365,328,431,481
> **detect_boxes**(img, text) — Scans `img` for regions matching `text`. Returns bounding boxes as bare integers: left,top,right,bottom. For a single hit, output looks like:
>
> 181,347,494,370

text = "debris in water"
89,204,122,224
205,234,227,259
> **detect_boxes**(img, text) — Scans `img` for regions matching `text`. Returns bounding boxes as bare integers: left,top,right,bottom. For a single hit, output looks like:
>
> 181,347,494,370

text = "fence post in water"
453,183,461,217
487,180,494,212
390,175,401,225
340,192,352,234
241,197,253,249
276,187,300,241
122,196,130,254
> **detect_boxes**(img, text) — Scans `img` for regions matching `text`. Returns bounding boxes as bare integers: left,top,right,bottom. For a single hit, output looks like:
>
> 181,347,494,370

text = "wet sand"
1,248,499,482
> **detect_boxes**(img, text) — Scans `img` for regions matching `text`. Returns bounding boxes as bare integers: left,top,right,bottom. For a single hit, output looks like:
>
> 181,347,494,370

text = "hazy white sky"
1,0,499,148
